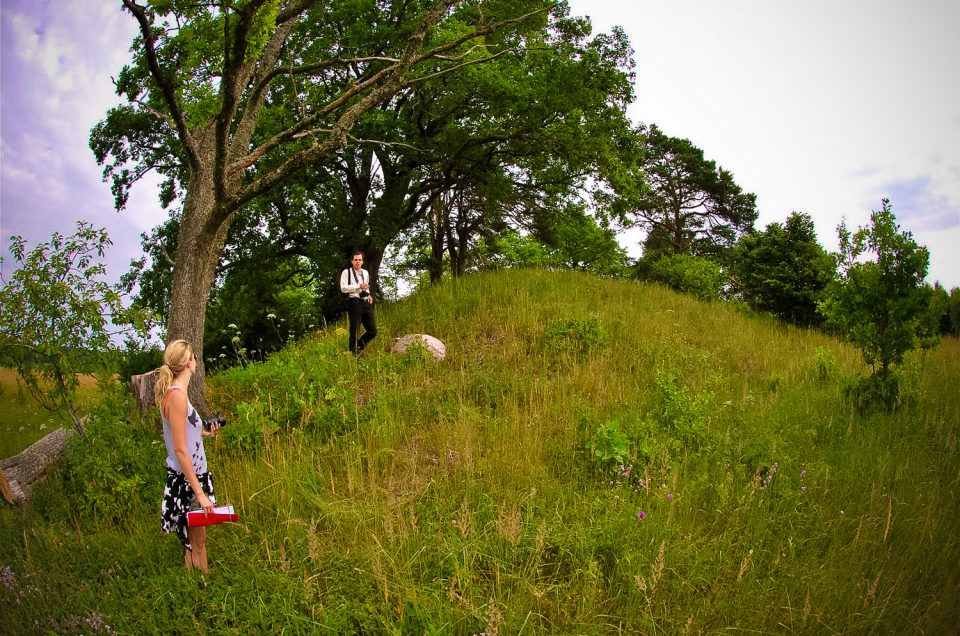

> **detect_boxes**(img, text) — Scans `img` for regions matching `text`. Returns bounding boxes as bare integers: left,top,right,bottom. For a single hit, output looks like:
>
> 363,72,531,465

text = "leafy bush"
115,338,163,379
60,384,160,522
649,254,725,301
844,368,918,413
217,399,278,454
650,371,711,448
542,317,609,358
585,419,629,468
814,346,838,381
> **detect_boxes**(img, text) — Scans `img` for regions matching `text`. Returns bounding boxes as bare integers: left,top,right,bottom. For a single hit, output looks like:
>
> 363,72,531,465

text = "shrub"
60,384,159,522
814,346,838,381
542,317,609,358
115,338,164,379
650,371,710,448
844,367,918,413
649,254,725,301
585,419,629,468
218,399,279,454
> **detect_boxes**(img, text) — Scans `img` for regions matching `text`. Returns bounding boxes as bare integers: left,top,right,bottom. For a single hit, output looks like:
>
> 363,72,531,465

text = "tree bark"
166,140,232,414
1,428,75,505
129,370,160,413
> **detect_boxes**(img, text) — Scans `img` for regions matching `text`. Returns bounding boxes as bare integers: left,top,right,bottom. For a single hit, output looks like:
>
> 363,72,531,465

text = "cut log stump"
129,369,160,414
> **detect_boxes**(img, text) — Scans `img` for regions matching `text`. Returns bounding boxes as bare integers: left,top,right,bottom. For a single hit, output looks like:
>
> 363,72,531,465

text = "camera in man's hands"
203,414,227,431
359,290,370,299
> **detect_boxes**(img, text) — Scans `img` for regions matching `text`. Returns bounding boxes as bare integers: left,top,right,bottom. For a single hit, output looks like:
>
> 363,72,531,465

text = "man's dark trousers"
348,298,377,353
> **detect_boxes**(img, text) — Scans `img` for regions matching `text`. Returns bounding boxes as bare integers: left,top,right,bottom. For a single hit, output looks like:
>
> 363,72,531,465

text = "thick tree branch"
407,48,513,87
121,0,200,171
226,0,460,209
215,0,272,200
230,0,317,165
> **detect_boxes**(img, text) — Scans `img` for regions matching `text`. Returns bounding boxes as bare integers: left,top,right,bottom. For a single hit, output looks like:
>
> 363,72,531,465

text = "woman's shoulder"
162,386,188,410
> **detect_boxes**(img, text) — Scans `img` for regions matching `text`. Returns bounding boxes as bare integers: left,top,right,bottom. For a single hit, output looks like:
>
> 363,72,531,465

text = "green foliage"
929,283,960,336
204,261,323,367
115,339,164,380
585,419,629,467
734,212,834,325
814,346,839,381
536,205,631,276
220,399,279,455
650,371,710,449
209,335,355,447
609,123,758,259
819,199,939,395
843,369,918,413
0,222,153,434
950,287,960,336
60,383,159,522
484,231,554,269
244,0,281,62
649,253,725,301
2,269,959,633
541,316,609,358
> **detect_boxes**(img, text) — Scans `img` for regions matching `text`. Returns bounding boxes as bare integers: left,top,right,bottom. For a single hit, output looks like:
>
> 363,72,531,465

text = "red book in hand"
186,505,238,527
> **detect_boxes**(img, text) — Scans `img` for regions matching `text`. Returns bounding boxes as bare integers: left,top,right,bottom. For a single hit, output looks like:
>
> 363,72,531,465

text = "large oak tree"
93,0,554,405
118,5,637,350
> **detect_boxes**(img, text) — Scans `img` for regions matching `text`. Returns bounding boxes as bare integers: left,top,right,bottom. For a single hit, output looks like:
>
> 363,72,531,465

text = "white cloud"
0,1,154,284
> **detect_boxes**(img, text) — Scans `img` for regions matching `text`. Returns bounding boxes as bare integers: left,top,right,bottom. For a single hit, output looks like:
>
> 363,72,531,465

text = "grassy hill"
2,269,958,633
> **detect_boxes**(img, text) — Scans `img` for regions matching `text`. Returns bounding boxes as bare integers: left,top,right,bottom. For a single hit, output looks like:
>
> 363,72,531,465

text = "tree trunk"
167,156,233,414
428,195,447,283
1,428,75,505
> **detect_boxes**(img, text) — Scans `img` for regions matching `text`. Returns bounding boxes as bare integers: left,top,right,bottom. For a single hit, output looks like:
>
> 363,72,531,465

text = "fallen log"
0,427,75,505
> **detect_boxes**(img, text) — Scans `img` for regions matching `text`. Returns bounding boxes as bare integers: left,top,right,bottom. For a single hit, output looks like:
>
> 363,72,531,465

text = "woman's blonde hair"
154,339,194,407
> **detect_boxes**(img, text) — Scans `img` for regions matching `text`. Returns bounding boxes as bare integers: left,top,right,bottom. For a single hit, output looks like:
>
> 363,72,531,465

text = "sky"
1,0,958,289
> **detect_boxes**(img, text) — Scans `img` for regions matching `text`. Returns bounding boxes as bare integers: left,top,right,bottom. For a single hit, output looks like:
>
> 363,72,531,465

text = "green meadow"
1,269,958,634
0,369,101,459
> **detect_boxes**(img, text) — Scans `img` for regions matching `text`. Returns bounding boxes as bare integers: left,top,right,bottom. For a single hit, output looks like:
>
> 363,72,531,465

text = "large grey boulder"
391,334,446,360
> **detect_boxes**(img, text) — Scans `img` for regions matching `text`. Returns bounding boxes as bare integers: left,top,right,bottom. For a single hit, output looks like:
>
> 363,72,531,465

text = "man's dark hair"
351,251,364,259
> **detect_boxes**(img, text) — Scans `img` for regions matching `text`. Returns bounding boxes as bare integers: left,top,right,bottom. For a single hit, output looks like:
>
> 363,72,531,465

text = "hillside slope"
2,269,958,633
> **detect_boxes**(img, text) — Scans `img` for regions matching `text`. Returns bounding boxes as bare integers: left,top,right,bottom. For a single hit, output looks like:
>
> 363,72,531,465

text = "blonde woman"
155,340,221,572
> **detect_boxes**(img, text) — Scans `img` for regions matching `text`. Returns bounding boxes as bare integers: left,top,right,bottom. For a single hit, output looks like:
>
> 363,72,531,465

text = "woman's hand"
201,421,221,438
196,492,214,515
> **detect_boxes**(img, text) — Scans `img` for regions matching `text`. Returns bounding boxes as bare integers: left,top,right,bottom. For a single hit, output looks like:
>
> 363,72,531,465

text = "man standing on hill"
340,251,378,354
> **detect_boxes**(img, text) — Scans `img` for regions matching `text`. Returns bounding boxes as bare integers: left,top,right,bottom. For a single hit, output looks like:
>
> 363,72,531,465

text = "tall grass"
0,369,103,458
1,269,957,634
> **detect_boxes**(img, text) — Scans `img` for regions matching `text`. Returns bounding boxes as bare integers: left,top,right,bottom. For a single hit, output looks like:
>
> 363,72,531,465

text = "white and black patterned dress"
160,387,215,550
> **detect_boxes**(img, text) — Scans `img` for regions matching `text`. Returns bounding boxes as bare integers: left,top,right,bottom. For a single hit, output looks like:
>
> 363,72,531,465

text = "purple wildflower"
636,510,647,520
0,566,14,589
